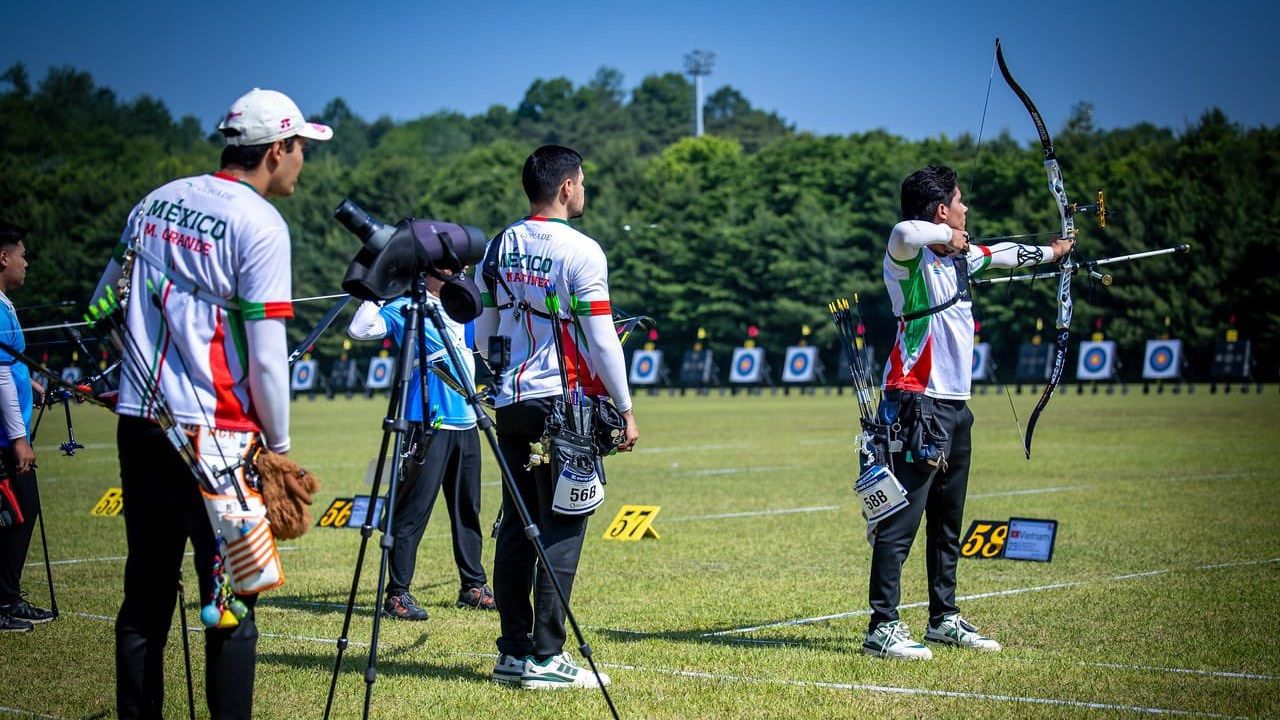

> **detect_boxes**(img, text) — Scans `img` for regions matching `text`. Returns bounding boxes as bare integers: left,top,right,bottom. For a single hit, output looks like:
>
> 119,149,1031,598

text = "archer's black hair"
900,164,959,222
0,221,25,251
522,145,583,205
219,135,300,171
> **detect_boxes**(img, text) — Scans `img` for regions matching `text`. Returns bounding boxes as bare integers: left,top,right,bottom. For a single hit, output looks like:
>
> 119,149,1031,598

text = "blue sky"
2,0,1276,142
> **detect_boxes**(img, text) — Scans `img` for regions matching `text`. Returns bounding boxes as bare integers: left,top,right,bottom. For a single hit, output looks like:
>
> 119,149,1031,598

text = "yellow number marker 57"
602,505,661,541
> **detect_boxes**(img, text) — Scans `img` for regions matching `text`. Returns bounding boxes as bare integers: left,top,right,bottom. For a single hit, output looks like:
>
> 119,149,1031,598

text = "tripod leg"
29,475,57,618
176,569,196,720
325,290,422,720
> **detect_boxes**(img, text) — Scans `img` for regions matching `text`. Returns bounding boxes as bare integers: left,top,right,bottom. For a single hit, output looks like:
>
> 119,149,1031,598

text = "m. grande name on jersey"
145,223,213,256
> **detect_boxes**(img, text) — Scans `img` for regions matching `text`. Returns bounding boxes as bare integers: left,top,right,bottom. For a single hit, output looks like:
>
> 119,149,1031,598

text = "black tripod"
323,278,432,719
23,387,62,620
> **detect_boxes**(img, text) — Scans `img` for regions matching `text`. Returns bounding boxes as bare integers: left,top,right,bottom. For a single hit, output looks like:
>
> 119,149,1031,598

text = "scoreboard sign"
316,495,387,529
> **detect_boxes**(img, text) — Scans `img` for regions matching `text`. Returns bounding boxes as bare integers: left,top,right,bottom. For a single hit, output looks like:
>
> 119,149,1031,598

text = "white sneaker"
491,653,529,686
924,614,1002,652
522,652,611,689
863,620,933,660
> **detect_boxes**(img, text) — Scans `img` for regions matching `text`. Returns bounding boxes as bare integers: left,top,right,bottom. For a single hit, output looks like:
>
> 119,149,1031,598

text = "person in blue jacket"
0,221,54,633
348,273,495,620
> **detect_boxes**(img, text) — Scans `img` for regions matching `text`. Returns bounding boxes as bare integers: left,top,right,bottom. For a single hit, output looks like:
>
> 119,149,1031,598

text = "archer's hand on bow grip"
1049,236,1075,261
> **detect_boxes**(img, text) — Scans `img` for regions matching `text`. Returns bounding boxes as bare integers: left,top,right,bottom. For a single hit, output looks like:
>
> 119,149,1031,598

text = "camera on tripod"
334,199,488,323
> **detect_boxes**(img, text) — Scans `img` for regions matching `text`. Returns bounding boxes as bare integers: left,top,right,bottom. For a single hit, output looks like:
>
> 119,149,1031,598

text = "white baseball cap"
217,88,334,146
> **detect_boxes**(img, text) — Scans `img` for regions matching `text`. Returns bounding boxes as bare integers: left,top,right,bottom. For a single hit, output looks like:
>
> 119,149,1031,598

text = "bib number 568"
569,486,597,503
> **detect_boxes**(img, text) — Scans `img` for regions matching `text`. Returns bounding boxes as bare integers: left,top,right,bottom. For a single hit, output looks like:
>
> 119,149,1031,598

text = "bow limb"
995,38,1075,459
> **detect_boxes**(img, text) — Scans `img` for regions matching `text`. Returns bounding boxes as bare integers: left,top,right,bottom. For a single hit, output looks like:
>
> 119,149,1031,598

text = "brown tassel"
252,449,321,540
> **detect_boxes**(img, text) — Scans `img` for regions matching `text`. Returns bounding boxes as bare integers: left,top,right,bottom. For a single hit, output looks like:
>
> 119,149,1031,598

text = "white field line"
664,632,1279,682
968,485,1090,499
1081,662,1278,682
1160,471,1261,482
665,506,840,523
612,663,1245,719
40,614,1259,712
447,650,1240,719
264,598,374,612
636,442,747,454
686,465,797,477
28,554,127,567
707,557,1280,636
27,546,298,568
0,706,68,720
68,611,366,647
34,442,114,451
662,484,1085,524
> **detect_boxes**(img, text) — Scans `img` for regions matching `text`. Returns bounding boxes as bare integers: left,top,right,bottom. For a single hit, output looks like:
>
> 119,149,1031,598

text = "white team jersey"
113,172,294,430
479,216,615,408
882,221,996,400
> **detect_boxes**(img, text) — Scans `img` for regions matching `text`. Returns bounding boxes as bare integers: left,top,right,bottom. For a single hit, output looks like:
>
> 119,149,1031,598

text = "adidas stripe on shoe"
863,620,933,660
924,613,1002,652
521,652,611,689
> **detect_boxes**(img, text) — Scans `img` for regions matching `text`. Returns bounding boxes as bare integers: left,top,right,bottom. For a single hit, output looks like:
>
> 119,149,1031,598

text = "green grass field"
2,388,1279,719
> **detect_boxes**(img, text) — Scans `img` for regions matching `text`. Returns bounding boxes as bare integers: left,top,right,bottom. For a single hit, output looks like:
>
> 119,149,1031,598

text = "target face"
730,347,764,383
782,347,817,383
1084,347,1108,371
1150,345,1174,371
367,358,395,388
297,366,311,382
629,350,662,385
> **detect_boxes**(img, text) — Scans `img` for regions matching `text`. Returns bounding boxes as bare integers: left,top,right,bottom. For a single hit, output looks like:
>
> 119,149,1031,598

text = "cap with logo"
217,88,334,147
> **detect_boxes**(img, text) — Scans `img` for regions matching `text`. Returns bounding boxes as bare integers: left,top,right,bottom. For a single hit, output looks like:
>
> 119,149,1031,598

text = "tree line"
0,63,1275,381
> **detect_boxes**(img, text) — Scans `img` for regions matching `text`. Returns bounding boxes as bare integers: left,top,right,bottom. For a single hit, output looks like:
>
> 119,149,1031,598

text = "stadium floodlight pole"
684,50,715,137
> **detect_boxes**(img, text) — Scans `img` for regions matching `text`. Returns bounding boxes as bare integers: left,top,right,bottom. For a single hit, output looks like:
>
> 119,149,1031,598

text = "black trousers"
0,446,39,604
493,398,589,659
868,398,974,630
114,415,258,720
387,425,486,595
